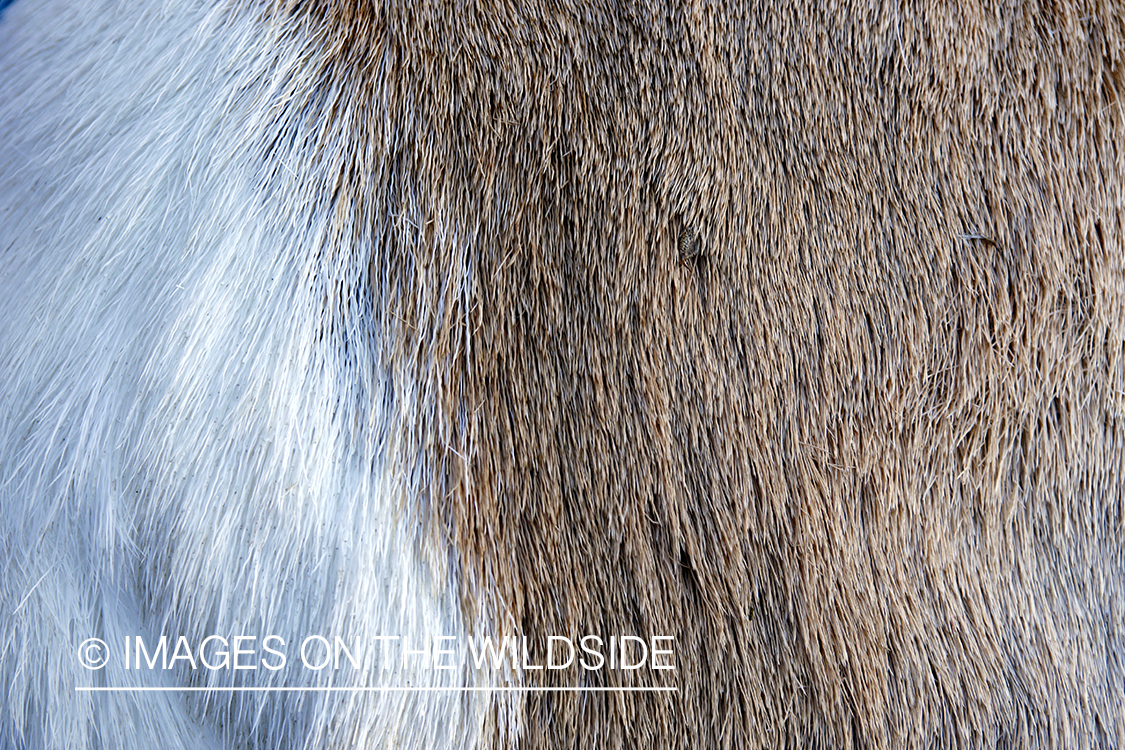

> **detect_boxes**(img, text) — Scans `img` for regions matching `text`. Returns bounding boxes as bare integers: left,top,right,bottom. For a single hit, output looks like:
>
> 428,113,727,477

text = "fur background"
1,0,1123,748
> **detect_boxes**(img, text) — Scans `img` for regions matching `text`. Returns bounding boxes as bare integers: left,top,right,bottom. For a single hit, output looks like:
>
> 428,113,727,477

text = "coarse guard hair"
0,0,1123,749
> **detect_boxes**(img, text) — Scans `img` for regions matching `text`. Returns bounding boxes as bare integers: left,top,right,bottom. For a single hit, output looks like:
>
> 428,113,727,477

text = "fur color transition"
0,0,1123,748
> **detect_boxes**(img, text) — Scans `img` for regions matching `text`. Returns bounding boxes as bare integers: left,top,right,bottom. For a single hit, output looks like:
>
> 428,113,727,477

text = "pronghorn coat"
1,0,1123,748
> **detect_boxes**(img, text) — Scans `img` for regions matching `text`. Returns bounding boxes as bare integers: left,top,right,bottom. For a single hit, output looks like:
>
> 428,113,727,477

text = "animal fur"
0,0,1123,748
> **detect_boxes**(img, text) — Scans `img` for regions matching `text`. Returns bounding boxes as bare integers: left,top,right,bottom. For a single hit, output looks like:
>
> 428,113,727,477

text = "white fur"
0,0,512,747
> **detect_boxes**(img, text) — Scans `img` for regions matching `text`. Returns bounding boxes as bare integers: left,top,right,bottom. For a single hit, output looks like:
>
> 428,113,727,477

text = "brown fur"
293,0,1125,747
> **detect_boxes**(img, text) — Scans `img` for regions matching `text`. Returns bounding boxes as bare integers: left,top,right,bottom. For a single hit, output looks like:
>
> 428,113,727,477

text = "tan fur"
290,0,1125,746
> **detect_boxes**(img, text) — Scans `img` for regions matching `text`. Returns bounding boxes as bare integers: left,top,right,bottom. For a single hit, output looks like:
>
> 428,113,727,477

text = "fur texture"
1,0,1123,749
0,1,506,747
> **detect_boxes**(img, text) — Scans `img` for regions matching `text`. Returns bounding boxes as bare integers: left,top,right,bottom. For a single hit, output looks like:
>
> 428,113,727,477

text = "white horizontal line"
76,686,677,693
